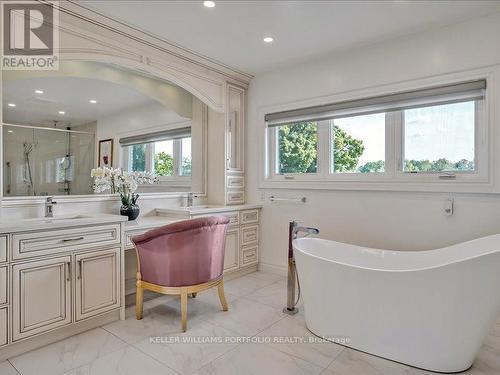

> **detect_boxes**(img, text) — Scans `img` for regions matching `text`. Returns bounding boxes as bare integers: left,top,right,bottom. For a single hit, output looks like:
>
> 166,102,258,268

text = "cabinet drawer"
227,175,244,188
222,212,239,227
0,267,6,305
0,307,7,347
194,212,239,227
125,230,146,249
226,191,244,205
0,236,7,263
240,209,259,225
241,225,259,246
241,245,258,266
12,224,121,260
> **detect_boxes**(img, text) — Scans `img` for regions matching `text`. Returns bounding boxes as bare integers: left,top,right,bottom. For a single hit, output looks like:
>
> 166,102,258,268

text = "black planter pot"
120,204,140,221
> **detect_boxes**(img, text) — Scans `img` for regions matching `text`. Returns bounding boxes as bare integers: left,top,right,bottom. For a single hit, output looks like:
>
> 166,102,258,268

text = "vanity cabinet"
190,207,260,271
12,256,72,341
75,248,120,321
0,220,125,359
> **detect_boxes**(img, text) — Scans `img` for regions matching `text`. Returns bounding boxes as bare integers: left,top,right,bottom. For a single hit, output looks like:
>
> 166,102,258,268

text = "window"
180,137,192,176
153,140,174,176
121,132,192,181
403,101,475,173
331,113,385,173
264,79,487,188
276,122,318,174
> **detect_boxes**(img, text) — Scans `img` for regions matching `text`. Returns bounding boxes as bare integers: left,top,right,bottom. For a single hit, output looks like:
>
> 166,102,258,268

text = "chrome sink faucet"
45,197,57,218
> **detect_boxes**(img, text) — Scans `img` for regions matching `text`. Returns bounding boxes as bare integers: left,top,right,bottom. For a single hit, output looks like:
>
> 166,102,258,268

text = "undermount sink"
18,214,93,223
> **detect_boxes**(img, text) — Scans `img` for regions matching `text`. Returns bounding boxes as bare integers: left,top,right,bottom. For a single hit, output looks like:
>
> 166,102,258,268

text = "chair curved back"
132,216,230,287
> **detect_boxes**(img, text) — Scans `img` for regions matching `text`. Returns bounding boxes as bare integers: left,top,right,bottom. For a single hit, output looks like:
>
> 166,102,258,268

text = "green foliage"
181,157,192,176
358,160,385,173
154,152,174,176
331,125,365,172
278,122,318,173
131,144,146,172
404,158,474,172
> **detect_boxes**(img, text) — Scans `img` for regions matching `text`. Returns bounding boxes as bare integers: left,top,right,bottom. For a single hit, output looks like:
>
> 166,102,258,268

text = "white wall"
96,101,187,168
246,13,500,271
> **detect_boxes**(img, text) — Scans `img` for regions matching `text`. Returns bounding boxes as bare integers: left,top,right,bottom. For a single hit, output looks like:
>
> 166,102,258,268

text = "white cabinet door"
223,228,239,272
12,256,72,341
0,307,7,347
75,248,120,321
226,84,245,173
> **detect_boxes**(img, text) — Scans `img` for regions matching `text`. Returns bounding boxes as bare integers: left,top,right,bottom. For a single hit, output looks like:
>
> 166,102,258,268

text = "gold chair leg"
181,287,188,332
217,280,229,311
191,292,197,298
136,283,144,320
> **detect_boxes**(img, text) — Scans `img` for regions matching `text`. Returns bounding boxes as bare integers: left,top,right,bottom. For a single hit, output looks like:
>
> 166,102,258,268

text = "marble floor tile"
123,294,176,320
103,302,192,344
483,323,500,351
245,279,290,310
223,274,276,297
133,320,239,374
323,348,426,375
165,288,239,321
468,344,500,374
257,316,344,368
9,328,127,375
61,346,177,375
246,270,285,283
201,297,285,336
0,361,20,375
194,343,324,375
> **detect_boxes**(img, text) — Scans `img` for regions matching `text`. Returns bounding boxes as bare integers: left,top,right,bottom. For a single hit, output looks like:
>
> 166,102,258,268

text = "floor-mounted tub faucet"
284,221,319,315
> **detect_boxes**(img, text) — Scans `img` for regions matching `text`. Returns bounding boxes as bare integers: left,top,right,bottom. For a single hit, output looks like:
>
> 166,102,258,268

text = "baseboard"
259,262,287,276
0,310,120,362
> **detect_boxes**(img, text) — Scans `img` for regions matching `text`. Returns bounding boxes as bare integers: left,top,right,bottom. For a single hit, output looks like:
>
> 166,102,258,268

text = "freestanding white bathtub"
293,235,500,373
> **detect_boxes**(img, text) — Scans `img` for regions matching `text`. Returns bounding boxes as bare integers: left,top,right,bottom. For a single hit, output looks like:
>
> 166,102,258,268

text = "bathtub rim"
293,235,500,273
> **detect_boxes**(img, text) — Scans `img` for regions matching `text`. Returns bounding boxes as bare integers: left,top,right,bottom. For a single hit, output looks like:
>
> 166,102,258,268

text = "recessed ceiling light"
58,111,65,115
35,89,44,94
7,103,16,107
7,130,13,133
203,1,215,8
263,36,274,43
89,99,97,104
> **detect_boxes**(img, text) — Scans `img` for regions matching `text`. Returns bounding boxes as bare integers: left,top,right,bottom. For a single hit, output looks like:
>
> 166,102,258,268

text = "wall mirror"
1,60,207,198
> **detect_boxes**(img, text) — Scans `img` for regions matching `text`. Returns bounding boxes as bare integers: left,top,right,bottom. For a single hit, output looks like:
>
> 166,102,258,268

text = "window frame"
263,89,489,190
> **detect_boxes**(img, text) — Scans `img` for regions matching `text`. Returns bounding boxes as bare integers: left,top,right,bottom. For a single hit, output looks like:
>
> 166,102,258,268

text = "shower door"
3,125,95,197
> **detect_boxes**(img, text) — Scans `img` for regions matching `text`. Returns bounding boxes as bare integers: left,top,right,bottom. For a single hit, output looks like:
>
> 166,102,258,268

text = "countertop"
0,214,128,233
155,204,262,217
124,215,181,232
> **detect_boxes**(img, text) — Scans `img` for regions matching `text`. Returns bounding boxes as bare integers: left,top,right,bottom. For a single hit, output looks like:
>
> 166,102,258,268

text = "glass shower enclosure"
3,124,95,197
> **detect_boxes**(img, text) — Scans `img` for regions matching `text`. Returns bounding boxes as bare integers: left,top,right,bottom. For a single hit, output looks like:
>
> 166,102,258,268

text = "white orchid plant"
91,167,158,206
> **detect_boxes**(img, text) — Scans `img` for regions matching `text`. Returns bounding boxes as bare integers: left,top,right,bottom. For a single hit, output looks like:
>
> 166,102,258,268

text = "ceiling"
79,0,500,74
2,77,157,127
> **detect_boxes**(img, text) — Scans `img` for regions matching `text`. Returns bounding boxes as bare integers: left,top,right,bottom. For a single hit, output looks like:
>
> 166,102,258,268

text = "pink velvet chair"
132,216,230,332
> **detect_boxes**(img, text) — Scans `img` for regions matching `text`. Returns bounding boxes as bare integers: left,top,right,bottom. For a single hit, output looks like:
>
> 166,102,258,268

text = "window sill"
259,178,496,194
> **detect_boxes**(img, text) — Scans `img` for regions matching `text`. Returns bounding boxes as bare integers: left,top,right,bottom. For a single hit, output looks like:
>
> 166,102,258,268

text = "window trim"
260,69,493,193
